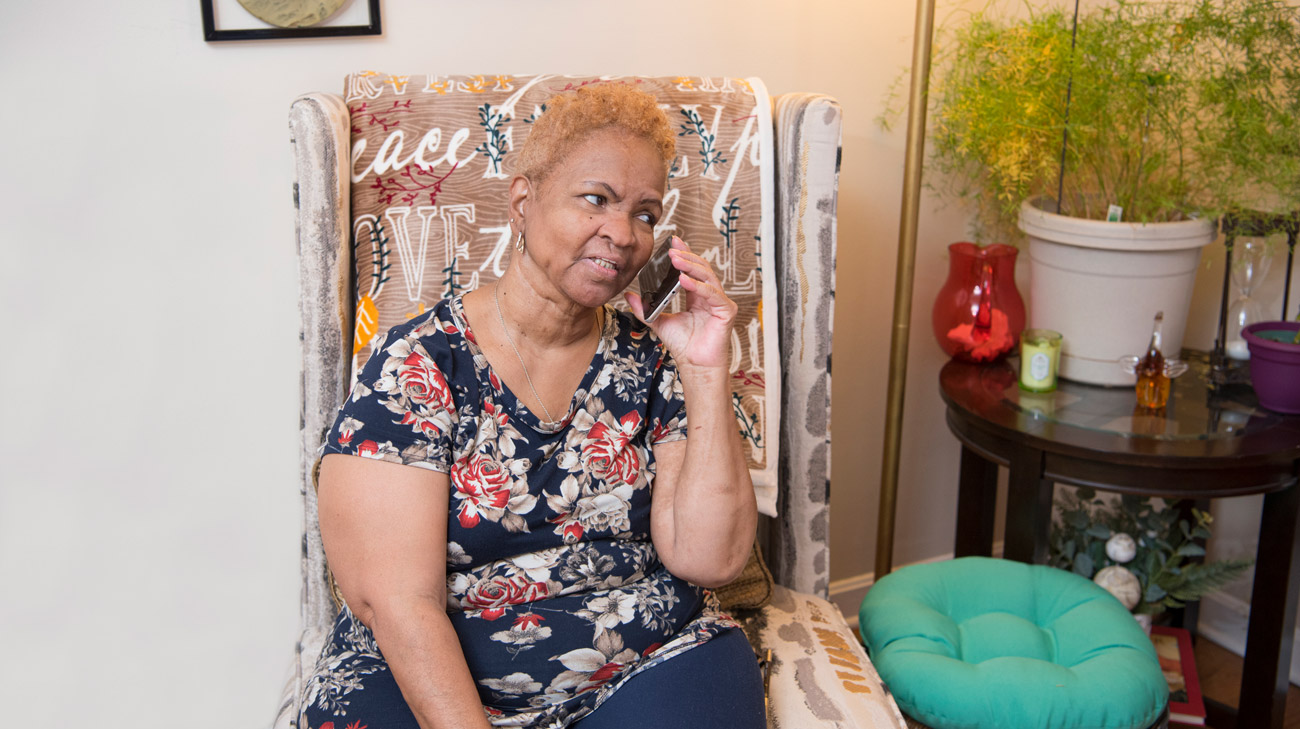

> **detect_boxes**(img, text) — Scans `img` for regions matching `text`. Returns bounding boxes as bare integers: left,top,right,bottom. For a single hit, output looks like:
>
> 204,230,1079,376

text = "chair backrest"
279,75,840,727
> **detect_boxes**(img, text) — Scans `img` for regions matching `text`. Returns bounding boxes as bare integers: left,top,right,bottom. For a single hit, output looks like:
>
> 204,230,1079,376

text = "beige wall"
1,1,1294,726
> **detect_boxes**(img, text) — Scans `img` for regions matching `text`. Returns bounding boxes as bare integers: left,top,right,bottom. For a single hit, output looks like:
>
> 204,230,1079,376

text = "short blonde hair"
514,83,676,184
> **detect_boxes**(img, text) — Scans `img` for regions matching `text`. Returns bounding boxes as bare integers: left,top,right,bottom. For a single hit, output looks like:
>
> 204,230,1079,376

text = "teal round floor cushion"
859,557,1167,729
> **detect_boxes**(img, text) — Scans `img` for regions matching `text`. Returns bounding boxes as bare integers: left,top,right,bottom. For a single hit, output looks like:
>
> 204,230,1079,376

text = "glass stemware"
1225,237,1273,360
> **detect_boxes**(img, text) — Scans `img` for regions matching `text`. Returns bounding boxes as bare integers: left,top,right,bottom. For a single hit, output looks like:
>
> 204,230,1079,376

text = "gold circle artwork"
237,0,348,28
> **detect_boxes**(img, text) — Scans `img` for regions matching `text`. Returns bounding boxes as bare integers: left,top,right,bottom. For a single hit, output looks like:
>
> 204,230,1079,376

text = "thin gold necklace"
492,285,603,427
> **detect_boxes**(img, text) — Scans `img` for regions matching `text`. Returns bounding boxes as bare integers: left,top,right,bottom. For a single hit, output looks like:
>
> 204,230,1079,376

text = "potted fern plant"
1050,489,1253,629
907,0,1300,384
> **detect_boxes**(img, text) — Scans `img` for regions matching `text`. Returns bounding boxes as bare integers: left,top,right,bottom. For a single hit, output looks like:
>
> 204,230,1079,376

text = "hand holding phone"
637,235,684,323
630,235,737,371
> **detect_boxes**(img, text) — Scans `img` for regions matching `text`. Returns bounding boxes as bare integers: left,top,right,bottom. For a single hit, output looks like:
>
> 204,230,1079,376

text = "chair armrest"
743,585,906,728
279,92,353,729
289,91,352,629
768,94,842,597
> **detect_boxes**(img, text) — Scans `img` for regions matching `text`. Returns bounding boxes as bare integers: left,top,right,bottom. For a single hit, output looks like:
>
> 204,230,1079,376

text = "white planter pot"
1018,199,1217,386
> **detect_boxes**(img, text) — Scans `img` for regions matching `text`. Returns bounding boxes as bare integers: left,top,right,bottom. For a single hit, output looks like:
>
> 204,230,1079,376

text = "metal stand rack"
1210,211,1299,387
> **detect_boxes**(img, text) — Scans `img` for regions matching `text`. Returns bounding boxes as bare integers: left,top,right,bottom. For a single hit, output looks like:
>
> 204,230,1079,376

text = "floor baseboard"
1197,590,1300,686
830,545,1003,629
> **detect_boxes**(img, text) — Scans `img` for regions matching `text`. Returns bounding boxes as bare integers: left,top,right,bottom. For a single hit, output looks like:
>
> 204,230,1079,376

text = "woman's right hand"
318,454,493,729
625,236,737,375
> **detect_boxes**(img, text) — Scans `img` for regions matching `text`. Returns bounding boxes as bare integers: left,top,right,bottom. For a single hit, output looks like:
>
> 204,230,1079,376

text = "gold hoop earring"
514,230,525,253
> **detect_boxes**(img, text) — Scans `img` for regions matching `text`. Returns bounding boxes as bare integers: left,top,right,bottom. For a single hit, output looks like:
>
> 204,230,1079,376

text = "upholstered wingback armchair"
277,73,903,729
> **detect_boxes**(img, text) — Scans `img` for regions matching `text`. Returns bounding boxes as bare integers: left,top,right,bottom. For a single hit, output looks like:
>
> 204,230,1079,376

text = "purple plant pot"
1243,321,1300,414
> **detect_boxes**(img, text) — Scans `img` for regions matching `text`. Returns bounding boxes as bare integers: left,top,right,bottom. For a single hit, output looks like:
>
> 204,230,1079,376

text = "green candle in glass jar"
1020,329,1062,392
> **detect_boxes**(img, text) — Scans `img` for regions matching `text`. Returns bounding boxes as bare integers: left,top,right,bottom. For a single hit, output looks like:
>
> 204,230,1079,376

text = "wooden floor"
1194,637,1300,728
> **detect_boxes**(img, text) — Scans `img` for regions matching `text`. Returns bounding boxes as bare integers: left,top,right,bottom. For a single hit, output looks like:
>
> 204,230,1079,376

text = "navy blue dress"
300,296,737,728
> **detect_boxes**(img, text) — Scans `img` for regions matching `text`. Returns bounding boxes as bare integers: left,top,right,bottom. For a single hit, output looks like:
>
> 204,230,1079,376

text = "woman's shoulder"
369,297,485,363
607,306,669,361
358,296,480,386
377,296,463,345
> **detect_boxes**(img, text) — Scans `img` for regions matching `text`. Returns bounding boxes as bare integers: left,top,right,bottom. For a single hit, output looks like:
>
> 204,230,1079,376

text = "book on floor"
1150,625,1206,726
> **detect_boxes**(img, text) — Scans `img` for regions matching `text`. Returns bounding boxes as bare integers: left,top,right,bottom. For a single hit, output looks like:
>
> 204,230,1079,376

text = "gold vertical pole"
876,0,938,579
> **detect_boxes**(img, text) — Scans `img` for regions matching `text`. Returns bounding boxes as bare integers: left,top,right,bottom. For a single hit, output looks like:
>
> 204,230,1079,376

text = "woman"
303,84,763,729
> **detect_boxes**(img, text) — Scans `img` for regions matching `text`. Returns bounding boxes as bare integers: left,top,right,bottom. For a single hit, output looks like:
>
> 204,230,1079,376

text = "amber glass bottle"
1135,311,1170,410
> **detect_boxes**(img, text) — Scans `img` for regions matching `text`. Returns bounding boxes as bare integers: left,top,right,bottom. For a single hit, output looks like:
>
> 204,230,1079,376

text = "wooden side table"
940,358,1300,729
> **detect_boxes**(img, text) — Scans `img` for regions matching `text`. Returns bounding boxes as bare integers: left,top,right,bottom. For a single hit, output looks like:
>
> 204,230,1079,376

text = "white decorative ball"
1134,612,1154,634
1094,565,1142,610
1106,533,1138,564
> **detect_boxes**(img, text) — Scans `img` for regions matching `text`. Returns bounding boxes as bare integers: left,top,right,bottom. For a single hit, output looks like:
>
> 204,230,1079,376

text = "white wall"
3,1,1292,727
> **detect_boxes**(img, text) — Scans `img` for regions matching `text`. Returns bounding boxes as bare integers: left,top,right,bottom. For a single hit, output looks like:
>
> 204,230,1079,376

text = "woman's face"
518,128,666,310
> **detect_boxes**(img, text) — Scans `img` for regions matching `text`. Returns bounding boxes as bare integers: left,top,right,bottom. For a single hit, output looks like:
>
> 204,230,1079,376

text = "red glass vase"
932,242,1025,362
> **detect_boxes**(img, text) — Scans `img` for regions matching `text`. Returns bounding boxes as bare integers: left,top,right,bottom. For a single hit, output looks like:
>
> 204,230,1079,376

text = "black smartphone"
637,236,683,323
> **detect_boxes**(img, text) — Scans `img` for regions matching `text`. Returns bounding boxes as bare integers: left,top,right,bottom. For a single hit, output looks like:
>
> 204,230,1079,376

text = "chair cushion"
858,557,1167,729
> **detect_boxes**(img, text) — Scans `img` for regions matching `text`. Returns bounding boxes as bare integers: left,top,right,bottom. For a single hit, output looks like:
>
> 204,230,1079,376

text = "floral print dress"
301,296,738,728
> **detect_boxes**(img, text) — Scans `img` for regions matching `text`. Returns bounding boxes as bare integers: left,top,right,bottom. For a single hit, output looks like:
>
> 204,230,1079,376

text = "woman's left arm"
628,237,756,587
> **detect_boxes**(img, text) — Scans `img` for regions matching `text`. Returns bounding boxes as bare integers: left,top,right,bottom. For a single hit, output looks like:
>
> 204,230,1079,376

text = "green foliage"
355,220,391,297
1049,488,1253,615
1186,0,1300,222
442,260,463,298
679,108,726,177
895,0,1300,242
523,103,547,124
731,392,762,448
475,103,510,176
718,197,742,251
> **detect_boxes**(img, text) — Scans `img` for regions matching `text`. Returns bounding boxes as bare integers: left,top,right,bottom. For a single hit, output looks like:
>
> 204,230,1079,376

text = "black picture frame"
201,0,381,41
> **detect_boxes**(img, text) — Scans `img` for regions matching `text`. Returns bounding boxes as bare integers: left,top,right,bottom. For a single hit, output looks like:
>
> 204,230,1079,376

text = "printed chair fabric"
769,92,838,600
751,586,907,728
279,76,902,729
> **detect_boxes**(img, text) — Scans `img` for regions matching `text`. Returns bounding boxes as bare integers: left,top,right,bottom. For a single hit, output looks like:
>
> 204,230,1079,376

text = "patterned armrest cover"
745,586,907,728
750,94,904,729
767,93,838,598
